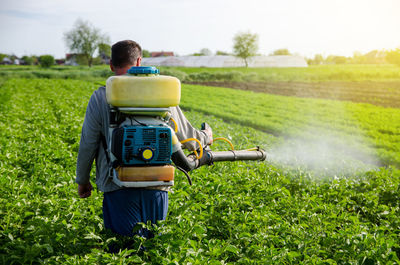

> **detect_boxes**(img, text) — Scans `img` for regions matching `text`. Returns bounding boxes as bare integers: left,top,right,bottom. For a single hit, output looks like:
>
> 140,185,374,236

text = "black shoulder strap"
100,133,111,164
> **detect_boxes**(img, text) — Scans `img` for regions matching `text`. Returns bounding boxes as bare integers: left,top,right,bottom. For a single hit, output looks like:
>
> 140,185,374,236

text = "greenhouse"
142,55,308,68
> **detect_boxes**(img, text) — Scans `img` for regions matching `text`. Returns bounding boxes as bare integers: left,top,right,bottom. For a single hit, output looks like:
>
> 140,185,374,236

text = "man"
76,40,212,238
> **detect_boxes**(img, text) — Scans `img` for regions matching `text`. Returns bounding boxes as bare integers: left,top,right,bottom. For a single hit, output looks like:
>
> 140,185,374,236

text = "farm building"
142,55,308,68
151,51,174,57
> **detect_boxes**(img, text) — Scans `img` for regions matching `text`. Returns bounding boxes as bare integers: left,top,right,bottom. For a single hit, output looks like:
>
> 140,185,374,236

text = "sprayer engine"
111,124,173,167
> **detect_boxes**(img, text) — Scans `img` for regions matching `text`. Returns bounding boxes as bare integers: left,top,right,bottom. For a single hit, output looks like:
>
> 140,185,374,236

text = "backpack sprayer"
105,66,266,188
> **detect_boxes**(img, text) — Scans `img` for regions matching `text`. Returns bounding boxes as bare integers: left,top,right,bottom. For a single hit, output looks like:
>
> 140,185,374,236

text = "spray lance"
170,122,266,184
199,122,266,163
105,66,266,188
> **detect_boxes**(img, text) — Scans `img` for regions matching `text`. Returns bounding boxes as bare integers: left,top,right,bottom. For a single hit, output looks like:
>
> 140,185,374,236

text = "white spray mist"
266,128,380,177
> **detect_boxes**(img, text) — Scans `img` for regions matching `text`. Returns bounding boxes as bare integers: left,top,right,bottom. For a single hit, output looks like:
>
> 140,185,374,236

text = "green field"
1,65,400,263
2,64,400,82
162,64,400,82
180,84,400,168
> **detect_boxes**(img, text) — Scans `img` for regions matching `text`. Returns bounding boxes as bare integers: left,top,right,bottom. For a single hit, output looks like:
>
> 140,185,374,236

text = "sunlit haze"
1,0,399,58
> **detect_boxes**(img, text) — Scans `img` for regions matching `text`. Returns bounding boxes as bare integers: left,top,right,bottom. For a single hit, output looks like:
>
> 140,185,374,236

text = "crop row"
161,64,400,82
185,81,400,108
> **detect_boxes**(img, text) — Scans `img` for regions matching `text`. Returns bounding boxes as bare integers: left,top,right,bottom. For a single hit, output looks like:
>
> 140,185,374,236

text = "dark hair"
111,40,142,68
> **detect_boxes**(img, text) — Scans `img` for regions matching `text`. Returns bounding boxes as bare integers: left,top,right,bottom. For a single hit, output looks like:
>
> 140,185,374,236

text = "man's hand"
201,122,213,145
78,182,93,198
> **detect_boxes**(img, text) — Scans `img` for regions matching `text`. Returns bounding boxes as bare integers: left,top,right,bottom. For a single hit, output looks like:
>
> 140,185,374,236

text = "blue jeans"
103,188,168,238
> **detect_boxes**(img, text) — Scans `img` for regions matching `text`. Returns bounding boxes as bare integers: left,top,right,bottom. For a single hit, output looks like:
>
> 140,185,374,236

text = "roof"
151,51,174,57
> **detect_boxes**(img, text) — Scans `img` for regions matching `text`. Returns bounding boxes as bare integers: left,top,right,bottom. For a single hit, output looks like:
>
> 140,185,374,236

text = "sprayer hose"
180,138,203,159
169,117,178,133
213,137,234,150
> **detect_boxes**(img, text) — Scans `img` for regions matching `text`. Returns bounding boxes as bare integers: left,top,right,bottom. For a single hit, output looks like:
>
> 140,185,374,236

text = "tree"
200,48,212,56
386,48,400,66
325,55,348,64
307,54,324,65
97,43,111,64
0,53,7,62
28,55,39,65
21,55,34,65
191,48,212,56
233,31,259,67
142,49,151,58
271,48,291,56
39,55,55,68
64,19,110,67
313,54,324,64
351,51,366,64
216,50,230,56
98,43,111,58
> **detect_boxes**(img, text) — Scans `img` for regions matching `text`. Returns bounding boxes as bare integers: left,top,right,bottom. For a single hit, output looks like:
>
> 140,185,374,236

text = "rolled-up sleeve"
76,92,102,185
170,106,210,151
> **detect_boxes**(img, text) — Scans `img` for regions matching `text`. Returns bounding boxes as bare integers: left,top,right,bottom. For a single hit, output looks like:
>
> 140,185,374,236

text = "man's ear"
136,57,142,66
109,61,115,72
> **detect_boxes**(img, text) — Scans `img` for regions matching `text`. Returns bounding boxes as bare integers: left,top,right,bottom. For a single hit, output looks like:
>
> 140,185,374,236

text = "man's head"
110,40,142,75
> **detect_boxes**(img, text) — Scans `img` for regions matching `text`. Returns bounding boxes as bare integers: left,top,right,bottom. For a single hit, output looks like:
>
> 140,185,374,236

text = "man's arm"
170,106,212,151
76,92,102,197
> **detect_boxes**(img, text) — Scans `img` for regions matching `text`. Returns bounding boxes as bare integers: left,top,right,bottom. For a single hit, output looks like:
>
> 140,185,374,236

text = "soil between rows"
187,81,400,108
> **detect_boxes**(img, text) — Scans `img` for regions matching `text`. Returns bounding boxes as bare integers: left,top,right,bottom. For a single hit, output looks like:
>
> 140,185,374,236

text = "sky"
1,0,400,59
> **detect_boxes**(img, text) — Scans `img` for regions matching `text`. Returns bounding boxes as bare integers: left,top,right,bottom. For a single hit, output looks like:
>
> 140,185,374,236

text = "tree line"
0,54,56,68
3,19,400,68
61,19,400,68
306,50,400,65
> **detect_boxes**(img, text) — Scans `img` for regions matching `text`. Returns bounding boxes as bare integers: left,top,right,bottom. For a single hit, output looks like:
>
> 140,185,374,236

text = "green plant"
39,55,55,68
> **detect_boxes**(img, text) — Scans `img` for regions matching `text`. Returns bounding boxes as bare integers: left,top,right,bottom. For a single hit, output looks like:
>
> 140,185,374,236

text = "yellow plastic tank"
106,67,181,107
117,165,175,182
